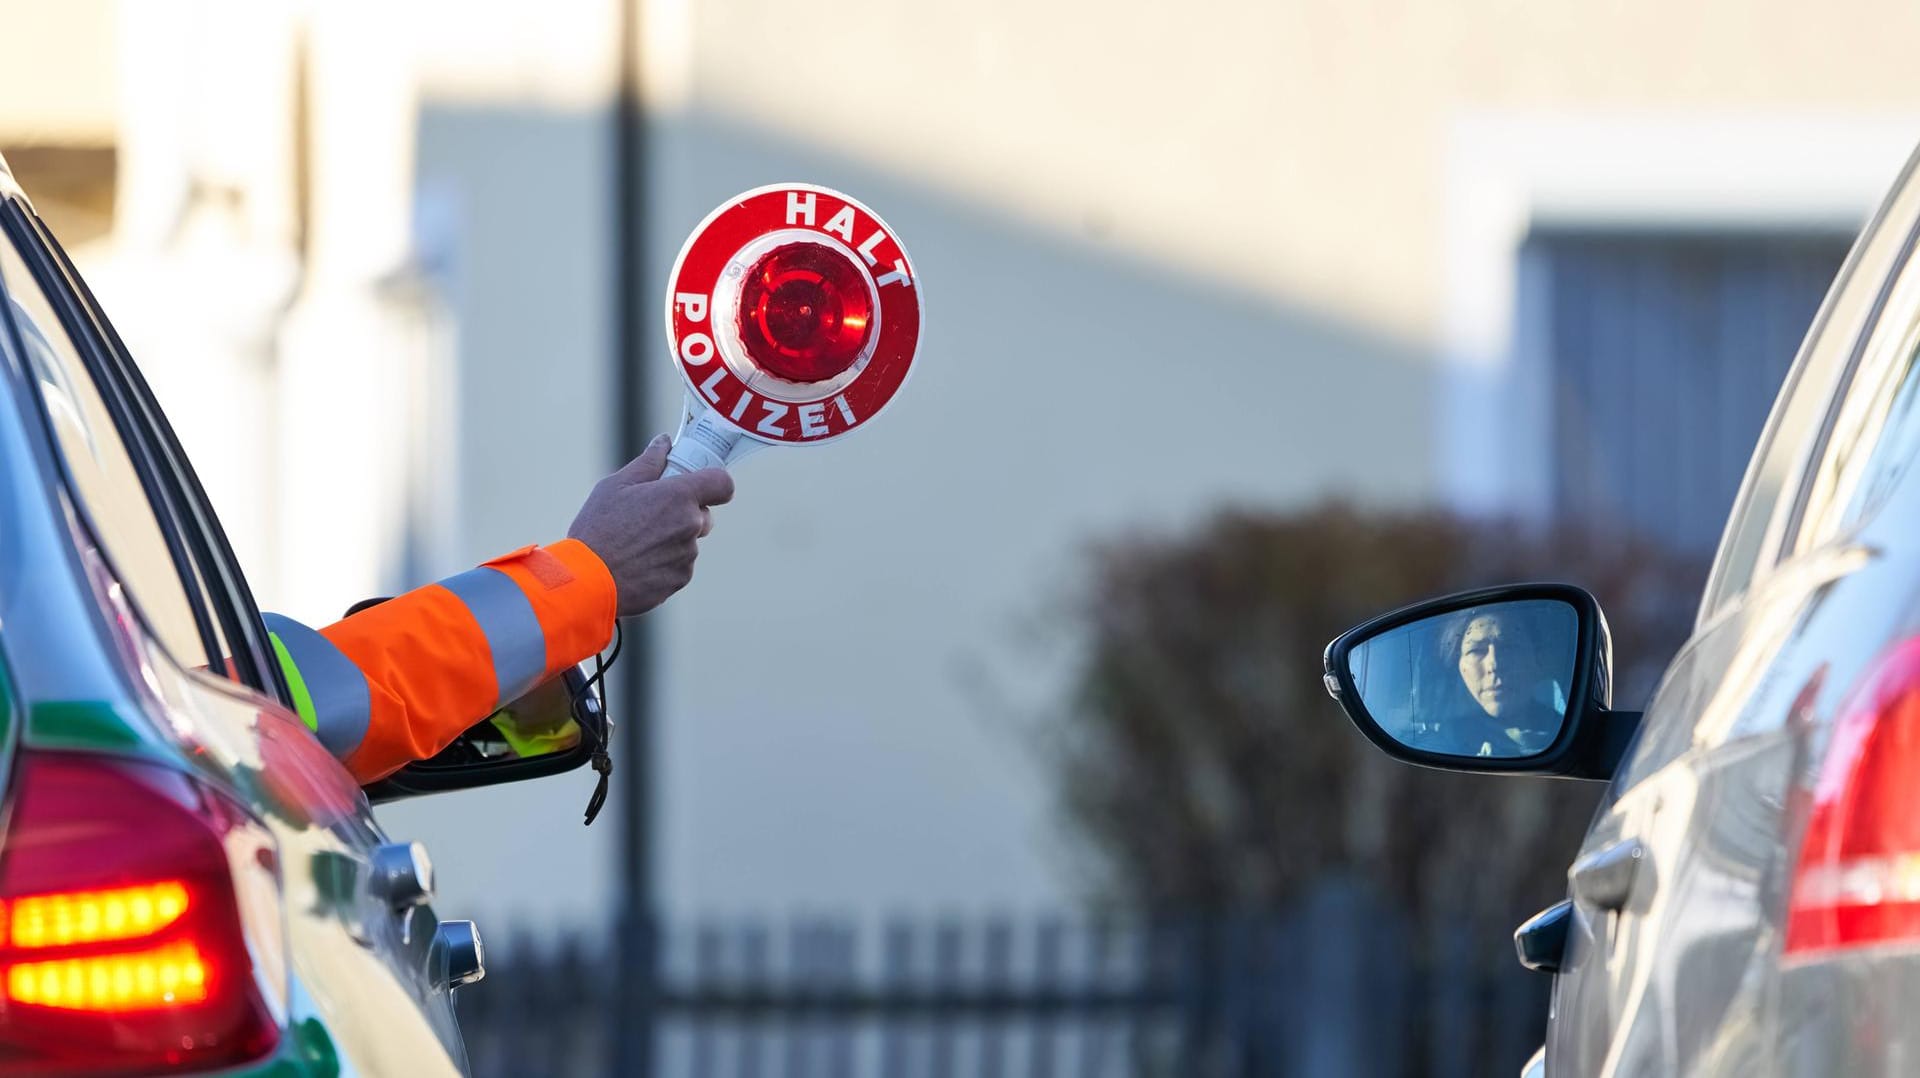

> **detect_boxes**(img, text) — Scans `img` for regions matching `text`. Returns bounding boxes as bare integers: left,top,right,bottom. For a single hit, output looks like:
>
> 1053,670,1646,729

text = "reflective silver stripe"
436,567,547,705
263,613,372,759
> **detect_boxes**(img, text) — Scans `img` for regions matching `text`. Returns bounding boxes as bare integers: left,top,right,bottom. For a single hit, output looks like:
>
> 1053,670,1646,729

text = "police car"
0,151,603,1075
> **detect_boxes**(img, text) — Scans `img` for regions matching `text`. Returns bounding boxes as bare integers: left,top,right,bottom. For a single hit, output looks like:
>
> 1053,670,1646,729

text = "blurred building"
3,0,1920,937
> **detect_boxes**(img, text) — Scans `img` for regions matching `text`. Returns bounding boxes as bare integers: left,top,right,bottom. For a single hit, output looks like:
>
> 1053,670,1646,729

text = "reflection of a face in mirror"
1426,604,1569,757
1343,599,1577,761
1451,613,1533,719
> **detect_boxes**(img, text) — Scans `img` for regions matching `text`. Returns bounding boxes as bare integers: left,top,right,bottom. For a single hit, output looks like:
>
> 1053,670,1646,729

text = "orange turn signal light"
5,940,209,1011
5,881,191,949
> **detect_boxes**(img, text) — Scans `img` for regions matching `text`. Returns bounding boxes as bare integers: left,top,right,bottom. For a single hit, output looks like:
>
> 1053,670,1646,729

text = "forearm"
267,539,617,782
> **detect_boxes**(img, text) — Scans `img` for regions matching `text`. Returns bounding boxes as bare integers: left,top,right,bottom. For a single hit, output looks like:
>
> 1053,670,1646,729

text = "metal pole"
612,0,657,1074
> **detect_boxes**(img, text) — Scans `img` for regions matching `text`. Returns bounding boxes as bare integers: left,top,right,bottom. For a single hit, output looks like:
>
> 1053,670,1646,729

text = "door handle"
1570,837,1649,912
1513,899,1573,973
431,920,486,989
370,842,435,911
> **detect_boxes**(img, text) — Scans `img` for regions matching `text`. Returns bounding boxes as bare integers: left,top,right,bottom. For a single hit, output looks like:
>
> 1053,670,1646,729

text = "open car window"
22,211,290,702
0,217,228,675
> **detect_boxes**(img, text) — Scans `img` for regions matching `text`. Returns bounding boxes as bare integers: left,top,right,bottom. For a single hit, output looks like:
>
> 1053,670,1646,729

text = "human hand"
567,434,735,616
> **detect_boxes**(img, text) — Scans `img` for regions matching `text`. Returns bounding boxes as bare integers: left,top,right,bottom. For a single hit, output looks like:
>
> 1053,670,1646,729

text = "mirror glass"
1344,598,1578,759
408,676,584,771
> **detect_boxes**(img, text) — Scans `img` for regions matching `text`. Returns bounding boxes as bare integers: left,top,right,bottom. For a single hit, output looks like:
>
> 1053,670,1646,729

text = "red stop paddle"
662,184,923,475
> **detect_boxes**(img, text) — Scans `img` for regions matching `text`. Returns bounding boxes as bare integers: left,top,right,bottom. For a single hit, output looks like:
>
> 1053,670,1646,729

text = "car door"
0,190,471,1073
1545,146,1920,1076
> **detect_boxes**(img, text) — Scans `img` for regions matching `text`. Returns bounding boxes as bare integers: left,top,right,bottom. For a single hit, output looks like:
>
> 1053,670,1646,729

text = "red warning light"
738,242,875,384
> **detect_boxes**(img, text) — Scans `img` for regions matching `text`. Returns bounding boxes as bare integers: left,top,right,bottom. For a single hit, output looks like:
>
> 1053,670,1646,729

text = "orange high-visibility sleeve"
479,540,619,676
268,539,617,783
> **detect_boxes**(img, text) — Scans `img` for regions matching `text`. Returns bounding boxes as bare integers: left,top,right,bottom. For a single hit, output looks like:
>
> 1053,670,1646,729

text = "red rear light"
736,241,874,383
1786,637,1920,957
0,752,283,1075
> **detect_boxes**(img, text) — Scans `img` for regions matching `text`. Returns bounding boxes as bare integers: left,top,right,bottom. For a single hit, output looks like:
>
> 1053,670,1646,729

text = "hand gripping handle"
663,393,765,476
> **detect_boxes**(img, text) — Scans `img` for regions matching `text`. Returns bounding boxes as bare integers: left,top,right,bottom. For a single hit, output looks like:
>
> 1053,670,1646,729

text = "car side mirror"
340,596,613,807
1322,583,1641,780
361,664,609,804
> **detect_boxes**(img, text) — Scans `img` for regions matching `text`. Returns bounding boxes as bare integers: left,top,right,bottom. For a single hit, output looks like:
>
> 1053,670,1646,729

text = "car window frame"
0,200,230,678
1785,249,1920,556
23,209,289,704
1699,145,1920,621
0,198,281,698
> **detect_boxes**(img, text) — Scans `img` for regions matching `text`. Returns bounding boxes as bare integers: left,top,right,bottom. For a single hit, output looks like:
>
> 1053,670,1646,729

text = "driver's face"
1458,615,1530,718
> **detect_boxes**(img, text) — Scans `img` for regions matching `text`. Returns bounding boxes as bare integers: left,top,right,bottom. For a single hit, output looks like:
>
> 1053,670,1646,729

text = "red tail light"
0,752,284,1075
736,241,875,383
1786,637,1920,957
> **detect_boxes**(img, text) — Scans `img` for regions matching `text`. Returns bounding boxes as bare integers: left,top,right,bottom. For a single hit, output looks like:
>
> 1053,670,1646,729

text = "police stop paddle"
661,184,922,475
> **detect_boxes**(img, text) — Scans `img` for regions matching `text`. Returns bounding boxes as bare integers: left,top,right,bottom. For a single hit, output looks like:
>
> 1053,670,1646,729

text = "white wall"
372,105,620,932
41,0,1920,935
373,102,1432,931
644,114,1433,917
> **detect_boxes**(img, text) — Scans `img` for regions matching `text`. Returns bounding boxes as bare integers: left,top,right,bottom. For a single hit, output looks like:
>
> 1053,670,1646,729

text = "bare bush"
1052,501,1706,943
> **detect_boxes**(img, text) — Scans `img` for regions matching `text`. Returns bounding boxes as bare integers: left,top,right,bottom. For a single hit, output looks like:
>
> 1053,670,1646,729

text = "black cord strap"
574,621,622,826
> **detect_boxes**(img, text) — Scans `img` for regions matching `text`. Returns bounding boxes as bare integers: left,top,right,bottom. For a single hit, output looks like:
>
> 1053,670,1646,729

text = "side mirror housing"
1323,583,1641,781
361,664,608,804
339,596,612,806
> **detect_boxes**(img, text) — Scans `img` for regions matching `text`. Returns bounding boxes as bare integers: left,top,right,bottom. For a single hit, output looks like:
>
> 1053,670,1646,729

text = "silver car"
1325,142,1920,1075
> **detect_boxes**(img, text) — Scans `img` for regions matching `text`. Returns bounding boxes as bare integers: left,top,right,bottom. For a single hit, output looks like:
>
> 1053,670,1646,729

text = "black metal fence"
458,884,1545,1078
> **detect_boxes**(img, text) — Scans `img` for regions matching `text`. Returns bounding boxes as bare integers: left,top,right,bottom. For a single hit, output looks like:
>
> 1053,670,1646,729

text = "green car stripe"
26,700,149,752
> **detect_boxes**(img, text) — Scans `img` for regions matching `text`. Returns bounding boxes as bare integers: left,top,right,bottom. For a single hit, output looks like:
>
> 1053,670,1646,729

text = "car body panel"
0,150,469,1075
